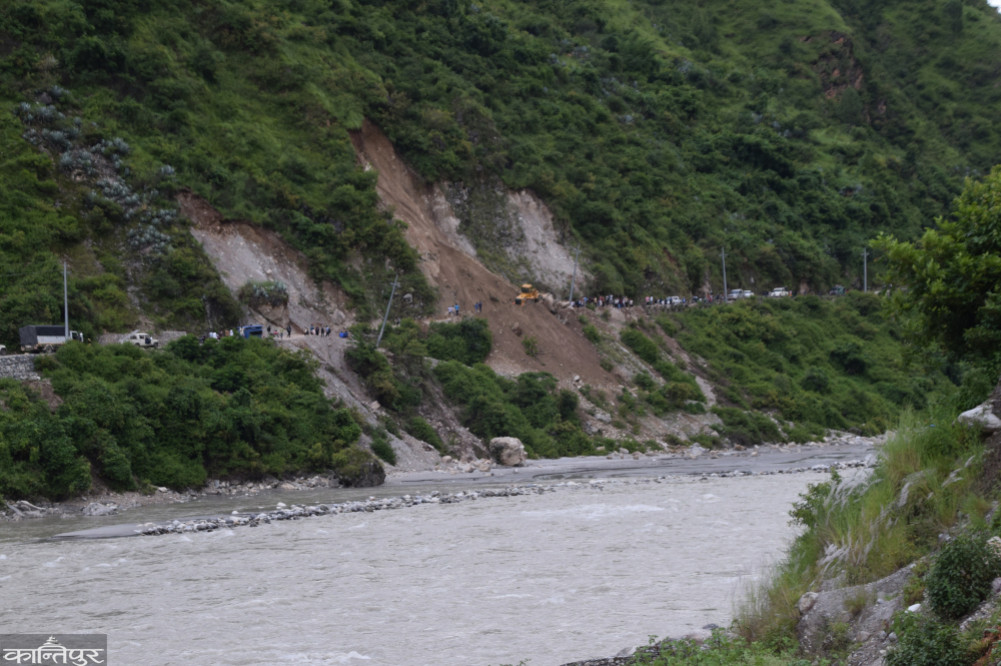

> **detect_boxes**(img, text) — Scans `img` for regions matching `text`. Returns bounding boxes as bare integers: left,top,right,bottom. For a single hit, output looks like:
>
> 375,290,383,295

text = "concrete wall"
0,354,39,381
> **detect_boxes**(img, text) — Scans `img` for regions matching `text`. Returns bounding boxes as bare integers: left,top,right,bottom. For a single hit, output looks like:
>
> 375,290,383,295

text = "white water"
0,472,828,666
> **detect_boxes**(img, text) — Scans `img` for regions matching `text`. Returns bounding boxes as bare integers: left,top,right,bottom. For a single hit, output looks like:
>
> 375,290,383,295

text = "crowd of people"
200,324,350,341
570,294,726,309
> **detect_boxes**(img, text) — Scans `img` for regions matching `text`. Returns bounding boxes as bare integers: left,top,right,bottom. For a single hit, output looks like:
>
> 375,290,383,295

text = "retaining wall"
0,354,40,381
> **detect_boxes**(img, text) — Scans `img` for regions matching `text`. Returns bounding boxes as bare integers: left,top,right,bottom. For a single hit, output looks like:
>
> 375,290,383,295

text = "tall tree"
876,165,1001,374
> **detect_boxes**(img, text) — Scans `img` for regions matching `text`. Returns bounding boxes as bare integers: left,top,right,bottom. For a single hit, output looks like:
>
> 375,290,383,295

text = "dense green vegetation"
0,337,371,499
3,0,1001,339
668,292,951,439
346,318,600,458
340,0,1001,294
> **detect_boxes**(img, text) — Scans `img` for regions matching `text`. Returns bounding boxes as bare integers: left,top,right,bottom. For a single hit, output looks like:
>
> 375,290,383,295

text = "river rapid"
0,446,871,666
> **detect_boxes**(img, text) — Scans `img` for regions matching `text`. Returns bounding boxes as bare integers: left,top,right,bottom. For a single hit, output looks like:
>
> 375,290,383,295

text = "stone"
82,502,118,517
798,591,819,614
958,402,1001,435
489,437,527,467
686,445,706,459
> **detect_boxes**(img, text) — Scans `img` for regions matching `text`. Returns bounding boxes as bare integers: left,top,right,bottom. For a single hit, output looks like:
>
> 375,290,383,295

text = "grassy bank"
733,403,994,660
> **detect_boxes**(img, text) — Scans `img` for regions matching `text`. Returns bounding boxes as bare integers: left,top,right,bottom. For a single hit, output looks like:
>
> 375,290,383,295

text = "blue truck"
240,324,263,338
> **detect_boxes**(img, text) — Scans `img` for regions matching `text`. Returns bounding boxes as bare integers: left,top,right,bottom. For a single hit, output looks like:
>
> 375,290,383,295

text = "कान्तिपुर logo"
0,634,106,665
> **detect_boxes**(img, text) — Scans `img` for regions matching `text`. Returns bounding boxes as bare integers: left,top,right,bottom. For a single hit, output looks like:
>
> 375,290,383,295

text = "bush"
522,336,539,357
621,327,660,365
369,428,397,465
925,530,1001,619
406,416,446,453
885,614,970,666
237,280,289,307
712,406,783,446
426,318,492,365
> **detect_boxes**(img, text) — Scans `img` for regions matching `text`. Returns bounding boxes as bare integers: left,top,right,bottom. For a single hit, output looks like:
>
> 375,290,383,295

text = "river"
0,444,872,666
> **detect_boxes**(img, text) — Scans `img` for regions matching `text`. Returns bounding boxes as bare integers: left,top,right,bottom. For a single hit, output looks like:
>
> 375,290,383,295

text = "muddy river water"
0,444,873,666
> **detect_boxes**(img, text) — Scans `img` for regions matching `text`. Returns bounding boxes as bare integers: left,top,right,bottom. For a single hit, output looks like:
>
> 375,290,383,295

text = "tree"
875,165,1001,372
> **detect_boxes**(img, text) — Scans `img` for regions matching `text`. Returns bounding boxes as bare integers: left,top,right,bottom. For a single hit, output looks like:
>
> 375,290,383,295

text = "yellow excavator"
514,283,540,305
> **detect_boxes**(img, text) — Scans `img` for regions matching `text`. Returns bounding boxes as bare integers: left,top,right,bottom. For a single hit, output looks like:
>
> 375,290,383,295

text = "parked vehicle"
768,287,791,298
829,285,846,296
727,289,744,301
667,295,684,306
240,324,263,338
123,331,159,348
19,325,84,353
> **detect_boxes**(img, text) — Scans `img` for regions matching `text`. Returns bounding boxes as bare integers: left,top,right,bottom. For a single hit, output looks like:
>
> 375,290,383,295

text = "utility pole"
63,261,69,338
863,247,868,293
375,275,398,348
721,247,728,303
568,246,580,303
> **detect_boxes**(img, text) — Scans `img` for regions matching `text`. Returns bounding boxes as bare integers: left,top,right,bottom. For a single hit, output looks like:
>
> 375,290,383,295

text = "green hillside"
3,0,1001,337
2,0,1001,502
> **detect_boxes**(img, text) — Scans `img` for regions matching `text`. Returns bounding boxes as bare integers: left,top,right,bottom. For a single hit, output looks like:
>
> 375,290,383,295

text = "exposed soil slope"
348,119,616,390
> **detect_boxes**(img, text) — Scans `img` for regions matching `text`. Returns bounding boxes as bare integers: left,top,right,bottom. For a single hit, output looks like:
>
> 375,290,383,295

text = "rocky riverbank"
1,433,883,523
43,451,877,541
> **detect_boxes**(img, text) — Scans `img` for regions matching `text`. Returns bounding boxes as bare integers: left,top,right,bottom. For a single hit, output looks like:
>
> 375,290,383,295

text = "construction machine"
514,283,540,305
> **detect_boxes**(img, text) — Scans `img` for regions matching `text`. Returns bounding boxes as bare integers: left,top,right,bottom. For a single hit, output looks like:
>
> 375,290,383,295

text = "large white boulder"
489,437,527,467
958,402,1001,435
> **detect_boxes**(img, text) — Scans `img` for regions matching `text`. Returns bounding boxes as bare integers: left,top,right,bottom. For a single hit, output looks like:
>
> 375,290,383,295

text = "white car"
123,331,159,349
768,287,791,298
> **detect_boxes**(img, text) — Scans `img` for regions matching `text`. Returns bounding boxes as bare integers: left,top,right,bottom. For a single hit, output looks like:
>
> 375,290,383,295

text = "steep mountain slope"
179,116,725,468
0,1,983,488
5,0,1001,336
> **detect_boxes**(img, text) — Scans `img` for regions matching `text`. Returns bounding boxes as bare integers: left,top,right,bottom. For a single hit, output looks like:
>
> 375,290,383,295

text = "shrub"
237,280,289,307
426,318,492,364
406,416,446,453
712,406,783,446
621,327,660,365
522,336,539,357
885,613,970,666
369,428,397,465
925,530,1001,619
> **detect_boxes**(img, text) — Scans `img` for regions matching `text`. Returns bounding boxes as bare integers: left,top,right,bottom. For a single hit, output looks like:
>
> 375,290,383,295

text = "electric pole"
721,247,728,303
863,247,868,293
376,275,398,348
568,246,580,303
63,261,69,338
